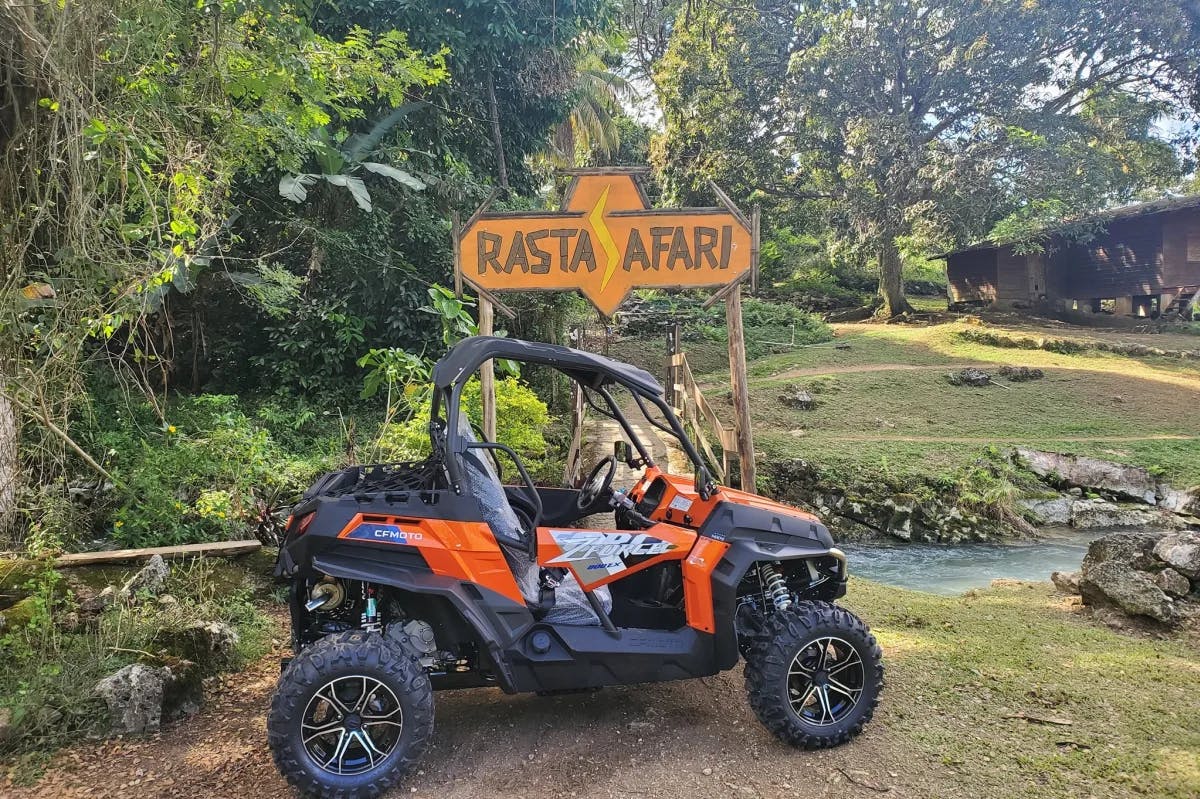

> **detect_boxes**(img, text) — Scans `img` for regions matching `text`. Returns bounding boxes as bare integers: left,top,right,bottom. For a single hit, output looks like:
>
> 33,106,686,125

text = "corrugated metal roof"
936,193,1200,259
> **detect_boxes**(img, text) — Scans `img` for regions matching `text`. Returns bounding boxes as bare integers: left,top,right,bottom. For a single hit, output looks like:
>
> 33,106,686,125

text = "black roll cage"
428,338,717,536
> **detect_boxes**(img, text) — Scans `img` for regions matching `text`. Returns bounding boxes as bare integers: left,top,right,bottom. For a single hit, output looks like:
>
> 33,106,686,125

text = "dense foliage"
377,377,557,481
645,0,1200,315
0,1,619,549
1,0,1197,553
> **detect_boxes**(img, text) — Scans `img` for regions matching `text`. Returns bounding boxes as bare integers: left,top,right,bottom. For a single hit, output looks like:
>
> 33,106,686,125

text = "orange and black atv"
268,336,883,798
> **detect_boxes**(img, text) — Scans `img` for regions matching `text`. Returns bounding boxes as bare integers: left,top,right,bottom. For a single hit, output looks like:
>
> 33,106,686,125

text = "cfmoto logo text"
351,523,423,543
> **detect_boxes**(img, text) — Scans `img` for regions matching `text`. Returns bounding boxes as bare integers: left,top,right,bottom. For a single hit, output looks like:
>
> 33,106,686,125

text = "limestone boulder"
121,554,168,597
1154,568,1192,598
1152,531,1200,578
153,621,240,674
1081,530,1166,572
80,584,125,615
1020,496,1072,526
93,663,174,735
1014,449,1158,504
947,368,993,387
778,385,815,410
1157,486,1200,516
1079,561,1174,622
1069,499,1182,530
1050,570,1081,594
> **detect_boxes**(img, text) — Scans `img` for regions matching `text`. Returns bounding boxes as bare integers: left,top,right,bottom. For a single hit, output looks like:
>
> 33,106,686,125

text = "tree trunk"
486,71,509,190
0,393,16,540
876,235,913,318
482,69,506,442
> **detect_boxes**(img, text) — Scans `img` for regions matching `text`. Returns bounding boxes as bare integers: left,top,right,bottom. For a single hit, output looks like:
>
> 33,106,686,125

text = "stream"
840,527,1109,595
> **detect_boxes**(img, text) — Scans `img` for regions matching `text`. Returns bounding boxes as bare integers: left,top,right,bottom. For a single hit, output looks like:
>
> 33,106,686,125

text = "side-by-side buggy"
270,336,883,798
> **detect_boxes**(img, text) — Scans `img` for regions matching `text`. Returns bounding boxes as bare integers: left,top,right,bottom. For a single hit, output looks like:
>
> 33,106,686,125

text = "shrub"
90,394,336,548
375,377,557,480
698,298,833,360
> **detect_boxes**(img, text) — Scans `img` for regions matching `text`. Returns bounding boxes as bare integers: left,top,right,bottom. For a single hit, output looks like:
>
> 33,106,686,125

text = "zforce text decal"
547,531,677,586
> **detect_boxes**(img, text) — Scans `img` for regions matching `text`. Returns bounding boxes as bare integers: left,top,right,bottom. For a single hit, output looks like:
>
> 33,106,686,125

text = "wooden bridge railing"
668,348,737,485
562,331,737,487
563,382,587,486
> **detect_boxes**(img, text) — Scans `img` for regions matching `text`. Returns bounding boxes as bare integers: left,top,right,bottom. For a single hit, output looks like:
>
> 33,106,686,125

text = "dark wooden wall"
1161,207,1200,289
946,205,1200,306
995,246,1029,303
946,249,997,302
1052,216,1165,299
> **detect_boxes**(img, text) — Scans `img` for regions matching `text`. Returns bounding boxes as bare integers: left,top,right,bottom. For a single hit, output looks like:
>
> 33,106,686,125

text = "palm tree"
544,55,637,167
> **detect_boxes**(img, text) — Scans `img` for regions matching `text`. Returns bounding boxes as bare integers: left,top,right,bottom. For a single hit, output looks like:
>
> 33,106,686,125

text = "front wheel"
744,601,883,749
268,630,434,799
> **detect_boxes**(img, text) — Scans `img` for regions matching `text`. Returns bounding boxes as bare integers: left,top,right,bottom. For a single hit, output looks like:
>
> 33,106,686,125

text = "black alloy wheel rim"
302,676,404,775
786,635,865,726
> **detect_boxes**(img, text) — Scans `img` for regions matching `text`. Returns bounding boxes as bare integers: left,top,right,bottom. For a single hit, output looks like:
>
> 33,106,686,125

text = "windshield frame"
432,356,716,498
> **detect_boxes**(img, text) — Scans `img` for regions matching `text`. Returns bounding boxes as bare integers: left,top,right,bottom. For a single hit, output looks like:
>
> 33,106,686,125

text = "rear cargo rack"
316,457,444,498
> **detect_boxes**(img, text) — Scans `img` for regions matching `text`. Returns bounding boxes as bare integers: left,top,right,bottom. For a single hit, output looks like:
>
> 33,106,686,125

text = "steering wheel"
576,456,617,510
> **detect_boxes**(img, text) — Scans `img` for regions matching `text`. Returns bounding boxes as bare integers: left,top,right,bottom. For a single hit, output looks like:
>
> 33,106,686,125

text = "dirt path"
761,360,1200,382
766,362,984,379
9,618,950,799
808,433,1195,443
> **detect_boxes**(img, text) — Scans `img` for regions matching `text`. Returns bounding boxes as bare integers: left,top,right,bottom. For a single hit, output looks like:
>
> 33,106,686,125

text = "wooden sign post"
454,167,758,488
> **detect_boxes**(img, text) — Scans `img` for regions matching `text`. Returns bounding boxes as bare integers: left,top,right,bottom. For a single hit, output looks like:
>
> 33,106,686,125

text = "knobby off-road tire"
268,630,434,799
744,601,883,749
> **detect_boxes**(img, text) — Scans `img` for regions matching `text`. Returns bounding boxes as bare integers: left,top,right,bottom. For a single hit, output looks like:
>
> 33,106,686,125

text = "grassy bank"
847,578,1199,798
695,318,1200,488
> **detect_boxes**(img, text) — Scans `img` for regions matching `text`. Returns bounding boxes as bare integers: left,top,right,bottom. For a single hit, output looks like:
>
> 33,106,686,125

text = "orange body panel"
682,537,730,633
334,469,777,635
631,466,821,529
336,513,524,604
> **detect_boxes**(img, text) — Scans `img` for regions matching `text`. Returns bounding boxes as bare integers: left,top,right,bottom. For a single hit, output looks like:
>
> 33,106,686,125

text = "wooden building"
941,195,1200,317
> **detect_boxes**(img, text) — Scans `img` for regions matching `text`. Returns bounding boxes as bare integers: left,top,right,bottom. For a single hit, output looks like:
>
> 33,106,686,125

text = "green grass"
720,320,1200,487
845,578,1200,798
909,294,949,313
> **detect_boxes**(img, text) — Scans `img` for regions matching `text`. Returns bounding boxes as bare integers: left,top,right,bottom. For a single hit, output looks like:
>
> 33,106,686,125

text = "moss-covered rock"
0,558,43,592
152,621,240,675
0,596,38,631
763,458,1012,543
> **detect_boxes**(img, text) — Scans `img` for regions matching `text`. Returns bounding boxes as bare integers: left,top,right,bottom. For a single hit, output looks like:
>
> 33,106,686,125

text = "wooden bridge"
564,334,739,491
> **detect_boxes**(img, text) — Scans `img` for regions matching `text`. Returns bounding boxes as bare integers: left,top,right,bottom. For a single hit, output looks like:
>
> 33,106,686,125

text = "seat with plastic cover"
455,414,611,625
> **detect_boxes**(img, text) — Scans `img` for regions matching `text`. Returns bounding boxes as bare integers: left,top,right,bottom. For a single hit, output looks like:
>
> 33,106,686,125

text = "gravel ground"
8,618,950,799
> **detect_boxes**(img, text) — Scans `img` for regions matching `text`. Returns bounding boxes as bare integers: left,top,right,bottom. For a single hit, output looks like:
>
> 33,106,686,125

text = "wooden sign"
456,168,754,316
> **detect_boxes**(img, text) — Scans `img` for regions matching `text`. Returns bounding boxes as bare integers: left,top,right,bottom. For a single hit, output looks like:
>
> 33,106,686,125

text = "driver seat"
455,415,612,625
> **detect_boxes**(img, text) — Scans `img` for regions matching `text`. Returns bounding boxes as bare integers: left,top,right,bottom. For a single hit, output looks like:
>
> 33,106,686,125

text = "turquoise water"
840,528,1102,595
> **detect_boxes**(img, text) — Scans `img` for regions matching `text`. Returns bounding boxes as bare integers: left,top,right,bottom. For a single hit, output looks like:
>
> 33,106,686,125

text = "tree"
655,0,1200,316
545,56,637,166
181,0,622,397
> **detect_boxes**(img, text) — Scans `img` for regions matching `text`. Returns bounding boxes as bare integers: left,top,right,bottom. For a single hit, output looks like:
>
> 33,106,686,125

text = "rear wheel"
268,630,434,799
744,601,882,749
